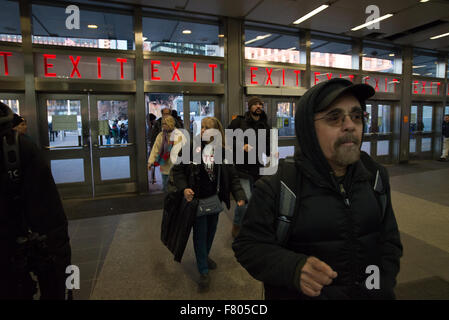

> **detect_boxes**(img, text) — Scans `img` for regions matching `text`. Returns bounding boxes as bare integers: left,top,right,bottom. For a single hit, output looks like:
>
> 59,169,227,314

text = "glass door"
273,98,296,159
0,93,23,114
38,94,136,198
184,96,220,137
409,103,435,159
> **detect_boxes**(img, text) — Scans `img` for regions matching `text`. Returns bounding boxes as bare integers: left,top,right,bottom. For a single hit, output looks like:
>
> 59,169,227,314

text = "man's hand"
237,200,245,206
184,188,195,202
299,256,338,297
147,163,153,171
243,144,253,152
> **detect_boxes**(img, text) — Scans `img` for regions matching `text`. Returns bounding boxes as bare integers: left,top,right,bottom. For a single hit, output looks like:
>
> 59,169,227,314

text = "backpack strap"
360,152,387,221
276,157,302,246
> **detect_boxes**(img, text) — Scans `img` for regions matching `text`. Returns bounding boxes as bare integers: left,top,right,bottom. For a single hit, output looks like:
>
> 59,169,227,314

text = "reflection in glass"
422,138,432,152
276,102,295,137
362,44,399,73
51,159,84,184
97,100,129,146
0,0,21,43
422,106,433,132
47,100,81,148
190,101,214,136
100,156,130,180
311,38,352,69
0,99,19,114
378,105,391,133
361,141,370,154
445,106,449,115
377,140,389,156
409,139,416,153
410,106,418,134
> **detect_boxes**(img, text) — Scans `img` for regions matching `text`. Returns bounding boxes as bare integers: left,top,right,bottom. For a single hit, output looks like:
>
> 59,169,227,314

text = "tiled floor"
66,160,449,300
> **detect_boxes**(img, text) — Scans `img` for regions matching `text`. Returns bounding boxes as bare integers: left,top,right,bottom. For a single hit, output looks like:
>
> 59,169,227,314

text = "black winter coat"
442,121,449,138
227,111,272,181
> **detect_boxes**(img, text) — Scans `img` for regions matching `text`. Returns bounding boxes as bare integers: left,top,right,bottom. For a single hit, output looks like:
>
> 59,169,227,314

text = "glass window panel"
100,156,130,180
311,37,352,69
413,51,440,78
244,28,300,64
362,42,401,73
377,140,389,156
422,106,433,132
143,17,222,57
409,139,416,153
0,99,19,114
0,0,21,43
422,138,432,152
32,4,134,49
278,146,294,159
378,105,391,133
365,104,372,134
445,106,449,115
361,141,370,154
97,100,129,146
275,102,295,137
51,159,84,184
47,99,82,148
189,100,214,136
410,105,418,133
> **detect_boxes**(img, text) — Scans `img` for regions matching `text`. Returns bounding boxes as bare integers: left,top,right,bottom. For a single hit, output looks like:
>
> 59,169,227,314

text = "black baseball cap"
314,78,375,113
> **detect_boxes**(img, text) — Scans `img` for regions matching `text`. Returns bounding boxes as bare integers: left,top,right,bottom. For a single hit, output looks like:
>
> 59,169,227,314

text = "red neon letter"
392,79,399,93
421,81,427,94
97,57,102,78
265,68,273,85
171,61,181,81
314,72,320,85
413,80,419,94
282,69,285,86
294,70,301,86
326,73,332,80
374,78,379,91
0,52,12,76
151,60,161,81
43,54,57,77
193,63,197,82
348,75,354,82
69,56,81,78
385,78,388,92
209,64,217,83
250,67,258,85
116,58,127,79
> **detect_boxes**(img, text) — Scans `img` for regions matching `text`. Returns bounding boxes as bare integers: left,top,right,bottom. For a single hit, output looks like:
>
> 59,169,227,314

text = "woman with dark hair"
171,117,247,293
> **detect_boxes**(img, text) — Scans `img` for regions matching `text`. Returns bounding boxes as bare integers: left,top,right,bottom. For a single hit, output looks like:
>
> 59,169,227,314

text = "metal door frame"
409,102,437,160
183,95,222,135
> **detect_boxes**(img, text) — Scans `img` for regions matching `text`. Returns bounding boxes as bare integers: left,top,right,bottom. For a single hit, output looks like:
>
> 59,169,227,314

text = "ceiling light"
420,0,429,3
142,37,148,41
293,5,330,25
351,14,393,31
218,34,224,38
389,53,395,57
245,34,272,45
412,65,426,69
182,30,192,34
430,32,449,40
287,47,296,50
87,24,98,29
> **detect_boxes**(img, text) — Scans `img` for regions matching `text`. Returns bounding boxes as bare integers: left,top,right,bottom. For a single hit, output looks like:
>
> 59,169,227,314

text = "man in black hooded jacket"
0,102,71,299
232,79,403,300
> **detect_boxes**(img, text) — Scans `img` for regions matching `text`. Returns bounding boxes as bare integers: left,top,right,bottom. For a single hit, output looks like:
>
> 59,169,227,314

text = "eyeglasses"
314,107,366,127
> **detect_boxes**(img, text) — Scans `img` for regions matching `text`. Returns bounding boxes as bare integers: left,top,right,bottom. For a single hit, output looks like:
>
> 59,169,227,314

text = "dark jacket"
227,111,272,181
0,103,71,299
171,142,247,209
443,120,449,138
150,116,183,148
232,82,402,300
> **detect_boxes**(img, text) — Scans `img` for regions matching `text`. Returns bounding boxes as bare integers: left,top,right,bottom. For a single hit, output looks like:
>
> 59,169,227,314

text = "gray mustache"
336,135,360,147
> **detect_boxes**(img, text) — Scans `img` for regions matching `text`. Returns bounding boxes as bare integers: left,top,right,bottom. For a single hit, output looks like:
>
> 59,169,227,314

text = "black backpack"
275,152,387,246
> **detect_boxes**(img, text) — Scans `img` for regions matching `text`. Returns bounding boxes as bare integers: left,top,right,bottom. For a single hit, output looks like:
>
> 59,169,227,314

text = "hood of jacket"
294,79,373,187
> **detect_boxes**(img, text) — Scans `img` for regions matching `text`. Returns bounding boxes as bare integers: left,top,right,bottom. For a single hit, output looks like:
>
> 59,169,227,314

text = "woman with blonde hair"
148,115,183,191
172,116,247,292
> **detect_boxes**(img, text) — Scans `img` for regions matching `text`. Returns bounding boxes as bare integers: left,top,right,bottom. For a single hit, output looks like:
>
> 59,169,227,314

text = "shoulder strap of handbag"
276,153,387,246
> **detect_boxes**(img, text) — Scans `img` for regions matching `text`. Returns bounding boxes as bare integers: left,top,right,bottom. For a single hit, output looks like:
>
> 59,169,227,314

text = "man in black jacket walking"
438,114,449,161
232,79,403,300
227,97,272,238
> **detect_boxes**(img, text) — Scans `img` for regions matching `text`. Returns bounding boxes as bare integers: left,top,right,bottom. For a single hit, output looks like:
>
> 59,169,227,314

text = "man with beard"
227,97,272,238
232,78,403,300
